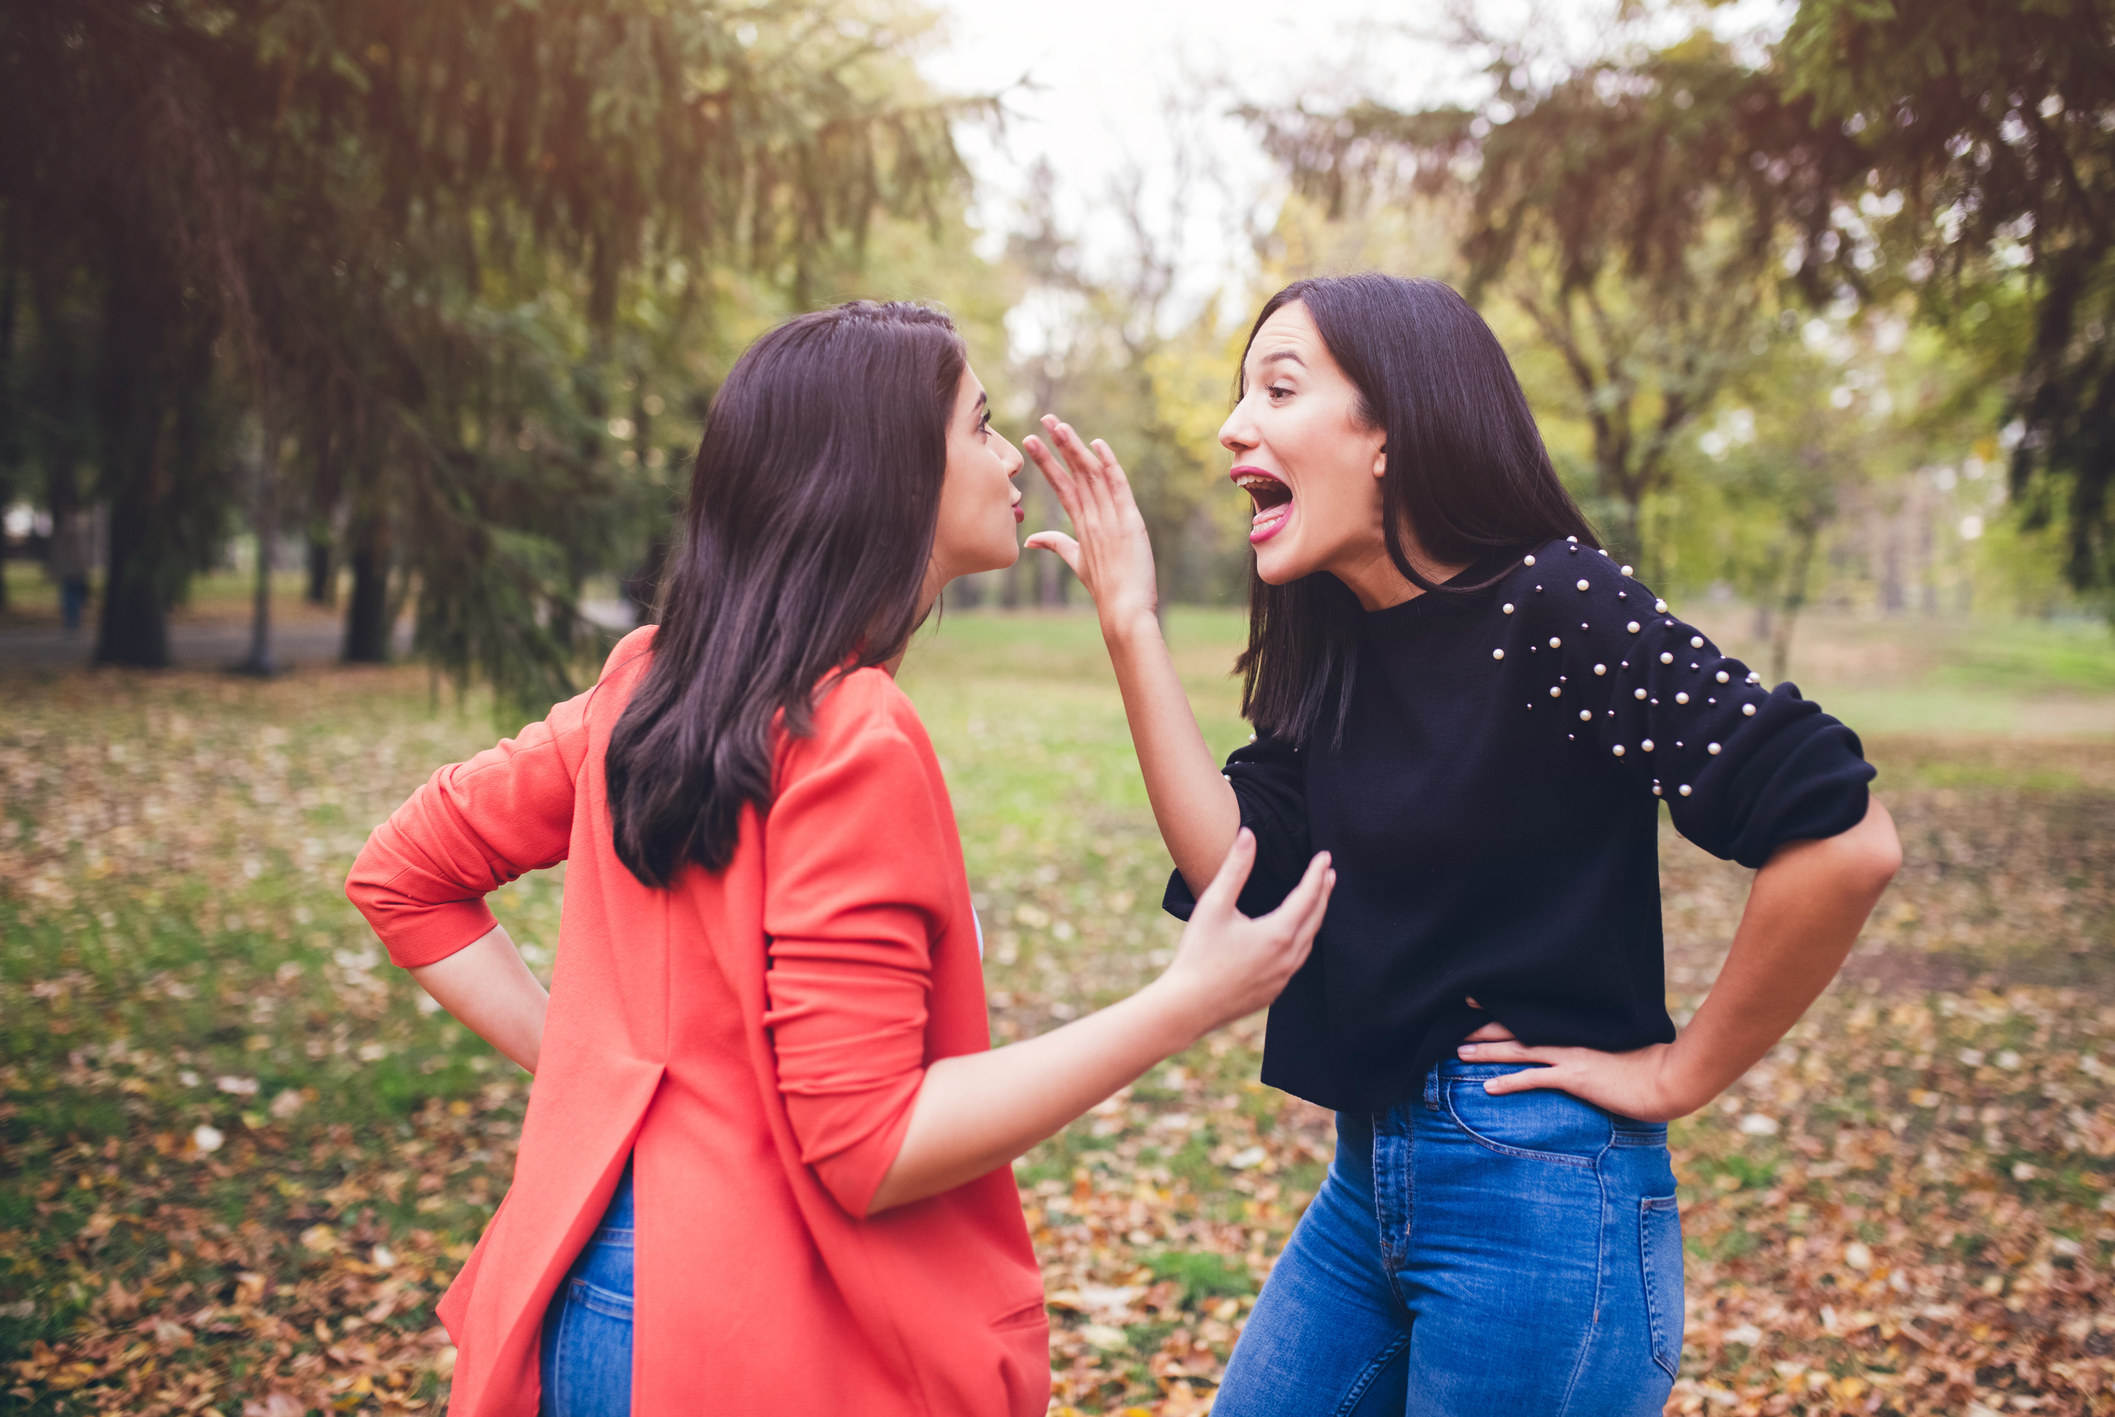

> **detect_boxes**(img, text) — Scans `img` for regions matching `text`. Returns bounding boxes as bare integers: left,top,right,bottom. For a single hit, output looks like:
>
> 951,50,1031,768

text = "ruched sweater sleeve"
761,673,960,1218
345,682,601,969
1498,539,1874,866
1161,729,1311,922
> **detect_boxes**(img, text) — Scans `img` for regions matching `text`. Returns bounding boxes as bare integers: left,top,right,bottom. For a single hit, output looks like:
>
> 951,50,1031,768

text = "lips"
1231,466,1292,545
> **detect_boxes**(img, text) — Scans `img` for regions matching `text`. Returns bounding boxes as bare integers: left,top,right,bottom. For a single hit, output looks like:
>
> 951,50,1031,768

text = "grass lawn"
2,604,2112,1415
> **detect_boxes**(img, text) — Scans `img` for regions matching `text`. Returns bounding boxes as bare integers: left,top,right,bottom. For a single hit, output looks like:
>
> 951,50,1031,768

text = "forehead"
1245,302,1323,371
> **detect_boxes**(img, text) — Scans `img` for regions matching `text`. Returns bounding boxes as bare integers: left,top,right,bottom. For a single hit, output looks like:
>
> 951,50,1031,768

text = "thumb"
1024,531,1082,575
1192,828,1256,922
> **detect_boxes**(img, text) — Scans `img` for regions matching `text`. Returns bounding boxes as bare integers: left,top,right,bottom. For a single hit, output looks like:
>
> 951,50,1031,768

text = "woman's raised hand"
1023,416,1160,636
1156,829,1334,1036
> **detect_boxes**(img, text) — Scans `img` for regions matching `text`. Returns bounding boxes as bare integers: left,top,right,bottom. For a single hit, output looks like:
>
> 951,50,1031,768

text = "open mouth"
1231,467,1293,545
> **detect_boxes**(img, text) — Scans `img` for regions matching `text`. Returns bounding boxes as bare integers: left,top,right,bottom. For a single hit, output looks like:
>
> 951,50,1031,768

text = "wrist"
1653,1039,1725,1118
1136,972,1215,1055
1100,608,1163,654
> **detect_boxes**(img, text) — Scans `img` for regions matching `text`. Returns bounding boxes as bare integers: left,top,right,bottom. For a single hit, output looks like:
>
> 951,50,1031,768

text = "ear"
1371,441,1387,479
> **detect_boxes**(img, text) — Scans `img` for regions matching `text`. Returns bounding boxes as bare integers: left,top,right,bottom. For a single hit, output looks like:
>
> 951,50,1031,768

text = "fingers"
1479,1066,1566,1096
1257,848,1330,932
1045,418,1131,521
1287,866,1335,957
1022,435,1082,517
1462,1020,1516,1043
1456,1038,1545,1065
1023,531,1081,574
1192,828,1256,921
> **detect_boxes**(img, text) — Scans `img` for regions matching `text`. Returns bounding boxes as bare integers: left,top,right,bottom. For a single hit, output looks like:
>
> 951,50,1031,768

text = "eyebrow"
970,390,988,421
1247,349,1307,382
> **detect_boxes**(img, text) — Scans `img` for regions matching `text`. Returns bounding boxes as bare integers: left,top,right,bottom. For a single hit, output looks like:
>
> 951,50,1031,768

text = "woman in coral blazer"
347,302,1336,1417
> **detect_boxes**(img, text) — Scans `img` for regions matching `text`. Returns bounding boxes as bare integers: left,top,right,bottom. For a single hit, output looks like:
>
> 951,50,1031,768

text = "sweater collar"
1359,555,1506,639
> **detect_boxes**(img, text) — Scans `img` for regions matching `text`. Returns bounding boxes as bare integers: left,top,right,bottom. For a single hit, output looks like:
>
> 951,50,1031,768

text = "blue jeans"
539,1165,635,1417
1215,1062,1683,1417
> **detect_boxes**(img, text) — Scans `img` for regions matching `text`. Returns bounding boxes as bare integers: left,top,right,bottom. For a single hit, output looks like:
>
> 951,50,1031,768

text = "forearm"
868,977,1211,1214
1102,615,1241,894
406,924,550,1074
1666,796,1901,1110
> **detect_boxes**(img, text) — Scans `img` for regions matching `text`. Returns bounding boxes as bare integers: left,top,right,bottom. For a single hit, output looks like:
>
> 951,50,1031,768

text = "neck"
1330,540,1467,612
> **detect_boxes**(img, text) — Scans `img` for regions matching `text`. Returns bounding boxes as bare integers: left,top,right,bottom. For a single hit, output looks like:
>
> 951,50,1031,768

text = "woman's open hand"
1455,1035,1699,1123
1154,829,1334,1038
1023,416,1159,637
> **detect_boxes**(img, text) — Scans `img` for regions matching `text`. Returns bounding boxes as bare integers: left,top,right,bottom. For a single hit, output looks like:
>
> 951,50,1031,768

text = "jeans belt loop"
1423,1064,1443,1110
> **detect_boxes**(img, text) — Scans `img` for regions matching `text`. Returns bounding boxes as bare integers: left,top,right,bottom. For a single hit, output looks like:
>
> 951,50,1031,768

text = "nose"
1219,396,1257,456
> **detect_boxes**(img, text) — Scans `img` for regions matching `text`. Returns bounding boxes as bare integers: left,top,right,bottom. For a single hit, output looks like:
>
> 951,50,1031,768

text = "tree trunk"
343,510,391,663
1768,520,1822,684
306,532,334,606
236,438,278,675
92,279,172,668
97,470,171,666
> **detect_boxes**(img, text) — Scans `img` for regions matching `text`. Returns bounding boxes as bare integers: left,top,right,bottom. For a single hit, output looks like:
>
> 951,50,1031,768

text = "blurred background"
2,3,2111,1416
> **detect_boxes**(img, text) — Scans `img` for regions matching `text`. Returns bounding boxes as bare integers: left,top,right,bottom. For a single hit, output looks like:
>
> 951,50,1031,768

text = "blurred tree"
1778,0,2115,606
1248,31,1868,566
0,0,973,696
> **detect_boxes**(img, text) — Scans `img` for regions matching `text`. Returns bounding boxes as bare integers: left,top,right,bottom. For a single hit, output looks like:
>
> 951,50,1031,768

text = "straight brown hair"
605,301,965,886
1237,275,1597,746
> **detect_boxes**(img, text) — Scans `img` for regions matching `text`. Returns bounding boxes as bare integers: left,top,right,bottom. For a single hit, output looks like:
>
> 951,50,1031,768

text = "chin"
1252,542,1312,586
983,538,1023,574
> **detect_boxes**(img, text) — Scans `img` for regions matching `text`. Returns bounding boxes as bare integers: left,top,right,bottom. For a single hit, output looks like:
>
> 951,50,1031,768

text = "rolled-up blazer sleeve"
346,688,596,969
761,677,958,1218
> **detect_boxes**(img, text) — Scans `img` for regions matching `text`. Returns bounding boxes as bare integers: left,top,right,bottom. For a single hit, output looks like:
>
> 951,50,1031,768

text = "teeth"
1234,473,1287,492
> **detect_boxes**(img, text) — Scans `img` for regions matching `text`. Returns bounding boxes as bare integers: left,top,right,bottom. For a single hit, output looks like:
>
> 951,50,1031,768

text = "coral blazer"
346,628,1048,1416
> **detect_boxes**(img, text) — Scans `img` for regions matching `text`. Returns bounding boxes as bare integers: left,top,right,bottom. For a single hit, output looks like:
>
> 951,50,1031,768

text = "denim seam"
1640,1196,1682,1380
545,1289,570,1413
1329,1332,1410,1417
1553,1133,1616,1417
1609,1131,1667,1149
1440,1085,1600,1169
570,1276,635,1322
1371,1116,1414,1318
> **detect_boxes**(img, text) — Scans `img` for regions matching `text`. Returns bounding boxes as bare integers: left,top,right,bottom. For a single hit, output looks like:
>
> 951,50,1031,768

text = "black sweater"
1164,537,1875,1114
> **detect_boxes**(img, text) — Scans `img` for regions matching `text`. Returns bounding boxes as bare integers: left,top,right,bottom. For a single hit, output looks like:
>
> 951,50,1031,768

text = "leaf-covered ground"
2,609,2111,1416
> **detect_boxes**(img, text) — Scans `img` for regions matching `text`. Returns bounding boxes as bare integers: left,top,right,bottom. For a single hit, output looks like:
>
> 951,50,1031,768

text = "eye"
1266,384,1293,402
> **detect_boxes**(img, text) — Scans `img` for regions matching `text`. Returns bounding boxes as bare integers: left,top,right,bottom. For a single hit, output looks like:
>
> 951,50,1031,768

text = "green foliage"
0,0,980,700
1248,33,1869,561
1778,0,2115,599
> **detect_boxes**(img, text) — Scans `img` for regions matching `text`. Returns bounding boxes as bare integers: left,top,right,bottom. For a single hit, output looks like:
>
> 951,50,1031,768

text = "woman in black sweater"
1024,274,1901,1415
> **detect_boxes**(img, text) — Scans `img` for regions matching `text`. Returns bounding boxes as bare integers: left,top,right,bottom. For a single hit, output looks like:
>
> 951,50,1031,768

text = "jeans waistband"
1417,1060,1666,1138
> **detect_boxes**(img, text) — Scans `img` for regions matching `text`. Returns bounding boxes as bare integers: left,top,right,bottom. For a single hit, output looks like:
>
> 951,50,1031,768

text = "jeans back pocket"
1639,1195,1684,1380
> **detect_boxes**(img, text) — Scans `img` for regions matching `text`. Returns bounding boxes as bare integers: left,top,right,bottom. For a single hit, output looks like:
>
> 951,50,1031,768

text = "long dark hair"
1236,274,1596,747
606,301,965,887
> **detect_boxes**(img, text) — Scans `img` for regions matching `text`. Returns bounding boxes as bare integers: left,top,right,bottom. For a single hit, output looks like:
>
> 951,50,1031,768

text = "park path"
0,615,412,675
0,598,634,676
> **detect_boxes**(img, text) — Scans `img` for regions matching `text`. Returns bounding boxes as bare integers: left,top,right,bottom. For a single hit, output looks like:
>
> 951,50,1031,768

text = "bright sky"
919,0,1793,318
920,0,1481,311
